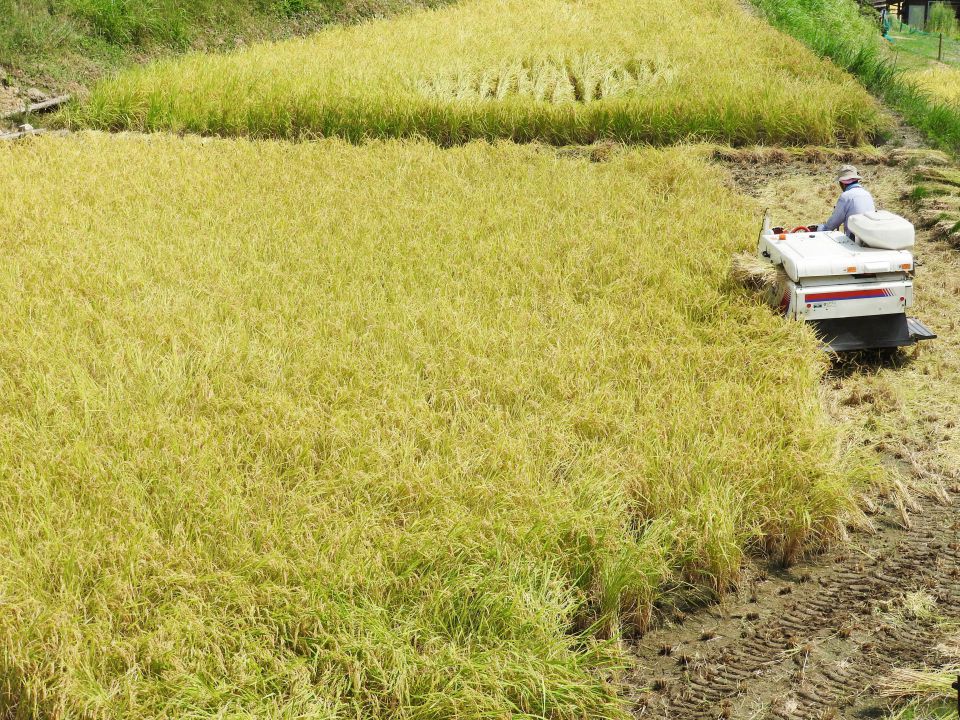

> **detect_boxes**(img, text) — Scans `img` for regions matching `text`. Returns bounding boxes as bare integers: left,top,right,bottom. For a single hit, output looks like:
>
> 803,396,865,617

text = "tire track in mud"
629,491,960,719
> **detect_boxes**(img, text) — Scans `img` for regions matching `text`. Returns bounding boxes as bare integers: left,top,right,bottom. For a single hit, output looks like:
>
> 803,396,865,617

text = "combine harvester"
755,211,937,351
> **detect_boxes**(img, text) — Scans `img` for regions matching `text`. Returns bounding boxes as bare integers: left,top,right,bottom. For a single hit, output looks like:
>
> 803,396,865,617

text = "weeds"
65,0,888,145
926,2,958,37
0,133,872,718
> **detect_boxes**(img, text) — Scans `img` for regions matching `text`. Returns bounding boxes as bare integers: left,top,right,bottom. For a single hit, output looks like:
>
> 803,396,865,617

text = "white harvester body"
757,211,935,351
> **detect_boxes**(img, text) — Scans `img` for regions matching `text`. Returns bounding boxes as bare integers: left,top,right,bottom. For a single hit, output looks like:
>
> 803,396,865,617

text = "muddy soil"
630,489,959,719
629,154,960,720
0,84,26,128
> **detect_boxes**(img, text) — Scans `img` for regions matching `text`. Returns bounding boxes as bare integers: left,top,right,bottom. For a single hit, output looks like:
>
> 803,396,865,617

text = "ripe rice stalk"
64,0,889,145
530,59,556,101
0,133,873,719
475,68,496,99
908,65,960,105
551,71,576,104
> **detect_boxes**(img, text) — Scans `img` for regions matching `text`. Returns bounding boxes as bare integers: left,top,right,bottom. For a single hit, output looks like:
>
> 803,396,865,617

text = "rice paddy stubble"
0,134,874,718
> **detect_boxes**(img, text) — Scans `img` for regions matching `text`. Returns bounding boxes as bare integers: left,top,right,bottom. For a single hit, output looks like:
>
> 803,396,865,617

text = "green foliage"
60,0,190,45
0,0,75,58
927,2,958,36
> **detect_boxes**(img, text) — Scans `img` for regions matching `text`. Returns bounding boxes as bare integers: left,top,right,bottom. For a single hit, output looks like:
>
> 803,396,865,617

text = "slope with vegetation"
750,0,960,154
0,133,875,718
64,0,887,145
0,0,452,89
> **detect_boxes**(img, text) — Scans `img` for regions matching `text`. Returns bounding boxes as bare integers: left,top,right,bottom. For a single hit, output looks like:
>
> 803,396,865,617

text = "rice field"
908,65,960,104
66,0,888,145
0,133,874,718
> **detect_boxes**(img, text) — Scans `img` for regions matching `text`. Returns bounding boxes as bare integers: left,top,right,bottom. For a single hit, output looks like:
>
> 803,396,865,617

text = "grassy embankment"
750,0,960,153
884,23,960,105
64,0,889,145
0,0,453,88
0,133,876,718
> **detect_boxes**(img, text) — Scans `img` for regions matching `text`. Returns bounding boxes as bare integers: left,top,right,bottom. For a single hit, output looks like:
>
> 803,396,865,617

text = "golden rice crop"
0,133,871,718
67,0,887,145
908,65,960,104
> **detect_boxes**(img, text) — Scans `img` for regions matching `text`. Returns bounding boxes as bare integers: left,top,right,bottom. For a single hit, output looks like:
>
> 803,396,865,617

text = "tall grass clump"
66,0,888,145
927,2,959,37
0,133,873,718
750,0,960,154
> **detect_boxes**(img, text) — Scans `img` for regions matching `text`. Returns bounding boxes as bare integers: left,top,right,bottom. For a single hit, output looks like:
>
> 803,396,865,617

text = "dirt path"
628,151,960,720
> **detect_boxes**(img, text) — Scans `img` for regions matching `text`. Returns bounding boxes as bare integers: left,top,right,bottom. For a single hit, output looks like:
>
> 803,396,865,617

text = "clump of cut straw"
935,633,960,659
879,666,960,701
730,252,787,294
880,633,960,711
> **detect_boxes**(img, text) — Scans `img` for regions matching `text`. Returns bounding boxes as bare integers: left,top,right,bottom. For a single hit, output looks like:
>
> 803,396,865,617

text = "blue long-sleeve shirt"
821,183,876,237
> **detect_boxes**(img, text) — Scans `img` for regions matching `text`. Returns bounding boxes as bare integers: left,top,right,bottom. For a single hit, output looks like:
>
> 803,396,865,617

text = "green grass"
889,26,960,67
889,707,956,720
0,0,454,88
0,133,873,718
63,0,889,145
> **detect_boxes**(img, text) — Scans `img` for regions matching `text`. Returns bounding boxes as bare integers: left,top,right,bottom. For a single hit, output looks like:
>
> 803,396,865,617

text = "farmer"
813,165,875,238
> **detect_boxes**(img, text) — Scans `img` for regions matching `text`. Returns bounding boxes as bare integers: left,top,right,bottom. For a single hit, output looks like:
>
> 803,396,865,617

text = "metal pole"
940,31,945,61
